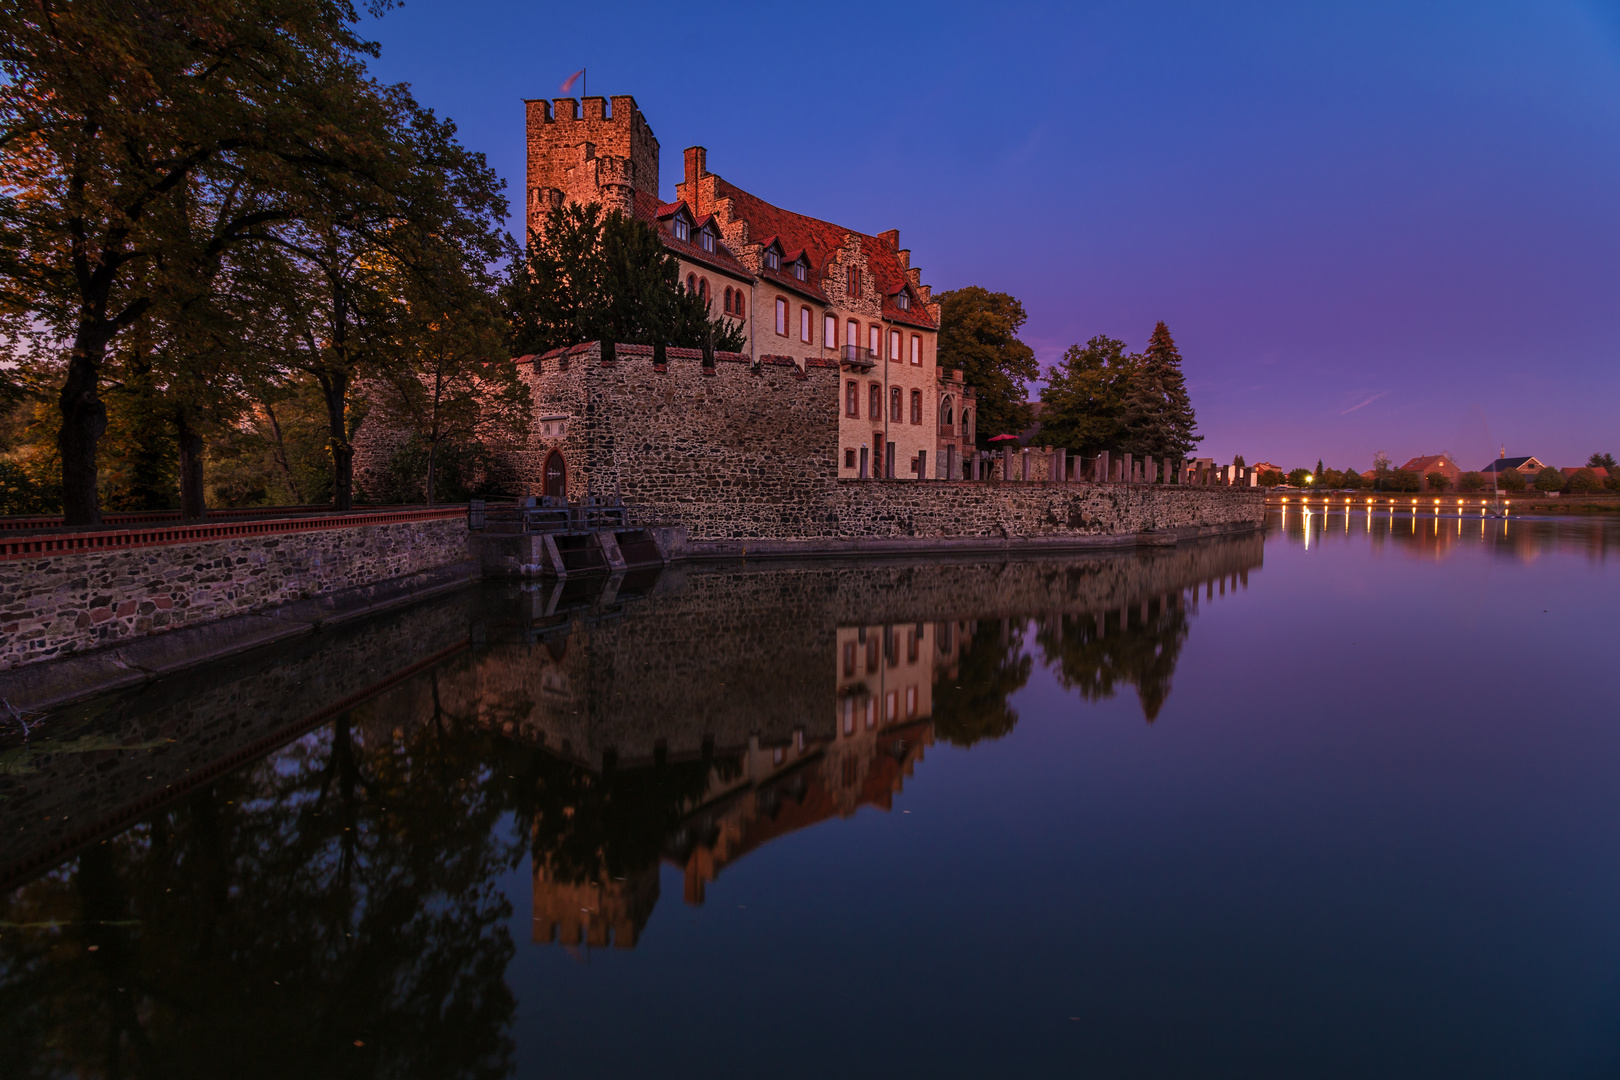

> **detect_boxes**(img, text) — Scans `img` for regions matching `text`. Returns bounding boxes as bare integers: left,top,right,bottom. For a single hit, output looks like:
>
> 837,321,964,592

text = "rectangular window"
825,313,837,347
890,386,903,423
890,329,901,361
848,319,860,355
845,448,856,468
869,383,881,420
800,306,812,343
846,381,859,418
843,642,856,677
910,334,921,365
906,686,917,716
869,324,880,356
910,389,922,425
775,297,787,336
885,691,897,723
848,267,860,297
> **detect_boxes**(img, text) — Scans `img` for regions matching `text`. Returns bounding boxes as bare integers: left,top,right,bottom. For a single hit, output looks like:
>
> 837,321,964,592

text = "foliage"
1372,450,1391,473
1498,468,1526,493
1340,467,1365,490
1316,467,1344,489
1287,467,1311,487
1034,336,1131,455
1232,454,1245,468
1458,471,1487,492
1533,467,1564,492
1587,452,1617,470
935,287,1038,448
1425,471,1450,492
0,459,57,515
1258,469,1284,488
1384,468,1421,492
1119,321,1200,458
503,202,744,357
1564,468,1602,494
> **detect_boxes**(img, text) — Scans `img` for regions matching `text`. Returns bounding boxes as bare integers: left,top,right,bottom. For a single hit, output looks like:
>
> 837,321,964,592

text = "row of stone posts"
930,448,1264,486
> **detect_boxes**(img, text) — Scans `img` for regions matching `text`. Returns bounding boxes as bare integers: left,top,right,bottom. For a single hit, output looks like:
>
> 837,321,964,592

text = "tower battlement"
525,94,659,238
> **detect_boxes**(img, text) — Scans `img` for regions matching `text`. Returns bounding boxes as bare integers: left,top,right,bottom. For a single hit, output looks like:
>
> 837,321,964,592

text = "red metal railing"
0,504,431,531
0,506,466,562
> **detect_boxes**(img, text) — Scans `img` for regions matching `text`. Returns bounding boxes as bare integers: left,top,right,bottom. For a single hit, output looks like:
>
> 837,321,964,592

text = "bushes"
1534,467,1566,492
1259,469,1284,487
0,460,60,516
1564,468,1602,494
1383,468,1421,492
1459,472,1487,492
1341,469,1365,490
1425,471,1450,492
1498,469,1526,492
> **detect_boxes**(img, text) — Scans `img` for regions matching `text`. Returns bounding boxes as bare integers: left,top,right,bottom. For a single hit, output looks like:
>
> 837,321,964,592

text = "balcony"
840,345,878,369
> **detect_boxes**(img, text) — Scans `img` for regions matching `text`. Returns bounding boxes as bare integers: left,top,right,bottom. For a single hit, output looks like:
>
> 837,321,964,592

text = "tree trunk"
58,327,115,526
424,441,438,506
176,410,206,520
321,371,353,511
263,401,304,504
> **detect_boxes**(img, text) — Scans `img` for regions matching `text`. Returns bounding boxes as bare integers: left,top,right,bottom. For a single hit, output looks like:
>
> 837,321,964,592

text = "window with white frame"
775,297,787,336
800,306,812,343
673,217,689,242
824,313,837,348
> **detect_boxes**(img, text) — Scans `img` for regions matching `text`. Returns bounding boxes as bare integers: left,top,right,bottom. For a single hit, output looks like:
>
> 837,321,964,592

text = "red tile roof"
701,180,938,330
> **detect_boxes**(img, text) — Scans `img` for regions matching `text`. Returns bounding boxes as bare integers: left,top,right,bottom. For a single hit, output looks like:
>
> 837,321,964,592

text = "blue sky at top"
362,0,1620,470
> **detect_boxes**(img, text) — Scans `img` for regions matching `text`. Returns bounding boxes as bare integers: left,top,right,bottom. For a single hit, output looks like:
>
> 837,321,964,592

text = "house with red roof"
523,95,971,482
1398,454,1462,488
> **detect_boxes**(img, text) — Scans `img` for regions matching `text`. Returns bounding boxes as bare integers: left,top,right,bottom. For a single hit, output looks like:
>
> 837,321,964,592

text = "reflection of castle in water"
438,536,1265,949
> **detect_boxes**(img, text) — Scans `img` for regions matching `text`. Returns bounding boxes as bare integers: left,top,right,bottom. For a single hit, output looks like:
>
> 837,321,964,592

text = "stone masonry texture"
0,516,469,670
496,342,1265,543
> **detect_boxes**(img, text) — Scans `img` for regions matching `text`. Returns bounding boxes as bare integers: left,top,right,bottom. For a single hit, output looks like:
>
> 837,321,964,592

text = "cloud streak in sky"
1340,392,1388,415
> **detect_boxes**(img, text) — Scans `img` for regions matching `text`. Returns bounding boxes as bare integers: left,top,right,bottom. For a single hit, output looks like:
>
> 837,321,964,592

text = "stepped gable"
712,181,936,330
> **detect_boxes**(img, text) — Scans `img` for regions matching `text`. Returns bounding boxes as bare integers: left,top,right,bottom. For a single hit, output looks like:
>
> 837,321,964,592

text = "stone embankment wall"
0,515,469,670
499,342,1263,546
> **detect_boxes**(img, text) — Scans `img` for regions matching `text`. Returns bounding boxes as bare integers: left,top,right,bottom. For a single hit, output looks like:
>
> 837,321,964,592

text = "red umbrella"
988,433,1019,442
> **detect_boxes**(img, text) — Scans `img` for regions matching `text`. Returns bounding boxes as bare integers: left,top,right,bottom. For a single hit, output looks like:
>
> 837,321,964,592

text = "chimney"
878,229,900,249
684,146,706,192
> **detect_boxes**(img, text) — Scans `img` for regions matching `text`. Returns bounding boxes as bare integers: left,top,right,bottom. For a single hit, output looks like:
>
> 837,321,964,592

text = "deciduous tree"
935,287,1037,447
1034,336,1132,455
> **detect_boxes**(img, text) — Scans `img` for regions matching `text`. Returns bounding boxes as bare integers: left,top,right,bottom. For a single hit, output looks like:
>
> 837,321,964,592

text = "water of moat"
3,508,1619,1078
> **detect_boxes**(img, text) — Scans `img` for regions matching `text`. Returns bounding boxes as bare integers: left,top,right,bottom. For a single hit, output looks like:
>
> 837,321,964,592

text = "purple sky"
363,0,1620,471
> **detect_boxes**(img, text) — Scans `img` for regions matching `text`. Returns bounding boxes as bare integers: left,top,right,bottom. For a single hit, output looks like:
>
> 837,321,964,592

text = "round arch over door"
542,450,567,498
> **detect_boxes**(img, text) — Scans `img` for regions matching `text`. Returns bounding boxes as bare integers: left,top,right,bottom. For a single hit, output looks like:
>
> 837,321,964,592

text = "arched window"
941,396,954,428
800,306,812,343
687,273,697,294
824,313,837,348
699,278,708,306
910,389,922,425
845,380,859,417
847,319,860,354
964,409,973,439
869,383,881,419
890,386,902,422
910,334,921,365
734,291,744,318
724,287,733,313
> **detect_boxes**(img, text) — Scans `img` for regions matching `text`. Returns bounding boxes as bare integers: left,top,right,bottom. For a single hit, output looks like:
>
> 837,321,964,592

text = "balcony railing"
840,345,878,367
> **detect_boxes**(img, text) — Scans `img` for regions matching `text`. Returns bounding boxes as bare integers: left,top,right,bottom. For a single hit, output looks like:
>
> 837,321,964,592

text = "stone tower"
523,95,659,240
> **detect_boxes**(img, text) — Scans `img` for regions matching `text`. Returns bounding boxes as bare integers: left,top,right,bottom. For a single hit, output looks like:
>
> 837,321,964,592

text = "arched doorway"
542,450,567,498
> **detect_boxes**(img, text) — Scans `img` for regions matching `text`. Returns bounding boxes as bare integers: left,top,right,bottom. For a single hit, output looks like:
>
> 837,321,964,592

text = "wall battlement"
525,94,659,236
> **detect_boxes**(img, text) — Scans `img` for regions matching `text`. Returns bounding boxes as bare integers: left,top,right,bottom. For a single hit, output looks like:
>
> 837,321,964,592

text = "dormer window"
673,216,689,243
793,259,806,281
699,227,714,252
897,291,910,310
765,249,780,271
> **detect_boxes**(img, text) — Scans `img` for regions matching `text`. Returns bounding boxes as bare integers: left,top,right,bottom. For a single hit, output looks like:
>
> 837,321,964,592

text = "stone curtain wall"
0,516,469,670
828,481,1264,541
503,342,1263,544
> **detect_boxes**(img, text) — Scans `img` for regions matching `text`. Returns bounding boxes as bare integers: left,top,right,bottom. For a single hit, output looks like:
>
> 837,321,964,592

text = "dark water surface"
4,508,1619,1078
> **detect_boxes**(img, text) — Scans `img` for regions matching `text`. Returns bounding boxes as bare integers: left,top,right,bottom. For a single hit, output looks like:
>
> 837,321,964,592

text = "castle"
517,94,974,494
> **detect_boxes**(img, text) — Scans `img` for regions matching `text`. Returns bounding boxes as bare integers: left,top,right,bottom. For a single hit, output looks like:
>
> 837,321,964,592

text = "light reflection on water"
2,516,1619,1078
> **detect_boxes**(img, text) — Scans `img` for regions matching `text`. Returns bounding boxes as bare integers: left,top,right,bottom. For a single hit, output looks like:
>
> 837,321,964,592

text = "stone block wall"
498,342,1264,545
0,516,470,669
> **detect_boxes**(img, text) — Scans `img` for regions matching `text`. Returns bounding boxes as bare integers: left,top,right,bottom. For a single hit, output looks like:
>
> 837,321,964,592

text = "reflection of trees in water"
510,746,738,887
0,694,521,1080
932,620,1033,747
1034,601,1189,722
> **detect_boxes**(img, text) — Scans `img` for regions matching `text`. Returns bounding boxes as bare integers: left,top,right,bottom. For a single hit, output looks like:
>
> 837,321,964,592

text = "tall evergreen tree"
1119,320,1200,457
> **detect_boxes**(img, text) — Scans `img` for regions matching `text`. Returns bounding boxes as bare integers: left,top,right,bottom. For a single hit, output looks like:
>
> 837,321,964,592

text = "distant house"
1250,461,1283,477
1479,455,1547,479
1399,454,1462,485
1561,466,1607,483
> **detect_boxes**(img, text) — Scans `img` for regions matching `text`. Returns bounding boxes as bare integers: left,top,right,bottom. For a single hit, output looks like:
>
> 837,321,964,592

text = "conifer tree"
1119,321,1200,458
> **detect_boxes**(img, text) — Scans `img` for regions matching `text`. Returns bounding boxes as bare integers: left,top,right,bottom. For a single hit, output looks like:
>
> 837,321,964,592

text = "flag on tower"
559,69,584,95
